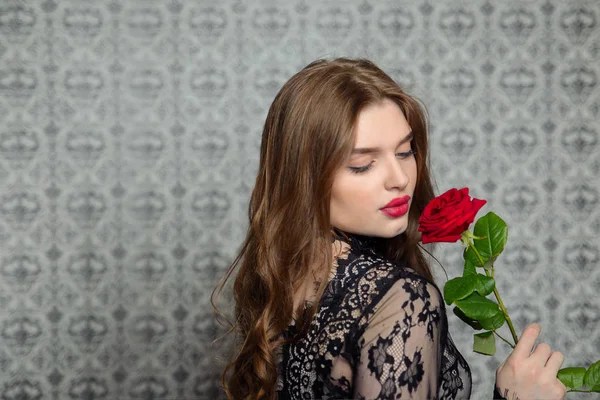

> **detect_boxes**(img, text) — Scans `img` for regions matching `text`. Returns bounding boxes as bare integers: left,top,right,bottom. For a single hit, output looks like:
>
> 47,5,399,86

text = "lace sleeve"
353,276,444,399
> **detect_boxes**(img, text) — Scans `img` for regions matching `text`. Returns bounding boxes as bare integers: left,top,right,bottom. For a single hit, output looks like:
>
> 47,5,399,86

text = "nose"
384,156,410,191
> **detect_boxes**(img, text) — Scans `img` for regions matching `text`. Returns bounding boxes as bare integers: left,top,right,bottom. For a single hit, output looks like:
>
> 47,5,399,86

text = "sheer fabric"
276,232,472,399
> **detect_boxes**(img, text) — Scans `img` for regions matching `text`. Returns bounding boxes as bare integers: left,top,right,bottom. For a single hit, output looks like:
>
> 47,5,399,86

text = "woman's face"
330,98,417,238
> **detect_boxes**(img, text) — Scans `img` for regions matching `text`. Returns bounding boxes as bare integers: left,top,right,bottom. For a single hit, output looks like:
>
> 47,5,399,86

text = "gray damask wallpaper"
0,0,598,399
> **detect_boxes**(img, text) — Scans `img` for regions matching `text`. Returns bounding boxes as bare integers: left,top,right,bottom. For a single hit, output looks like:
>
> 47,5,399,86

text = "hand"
495,323,567,400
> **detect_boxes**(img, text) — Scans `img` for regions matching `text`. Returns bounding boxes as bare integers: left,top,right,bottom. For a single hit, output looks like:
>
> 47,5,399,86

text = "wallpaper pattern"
0,0,599,399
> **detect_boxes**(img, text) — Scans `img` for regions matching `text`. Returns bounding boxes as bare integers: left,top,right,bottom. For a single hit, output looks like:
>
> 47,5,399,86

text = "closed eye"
396,149,417,159
349,149,416,173
348,162,373,174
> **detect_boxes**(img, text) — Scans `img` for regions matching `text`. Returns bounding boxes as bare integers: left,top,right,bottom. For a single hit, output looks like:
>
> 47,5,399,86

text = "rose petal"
418,188,488,244
421,232,462,244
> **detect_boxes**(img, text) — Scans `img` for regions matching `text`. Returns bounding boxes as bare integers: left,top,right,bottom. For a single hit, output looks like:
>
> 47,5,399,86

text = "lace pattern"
276,232,472,399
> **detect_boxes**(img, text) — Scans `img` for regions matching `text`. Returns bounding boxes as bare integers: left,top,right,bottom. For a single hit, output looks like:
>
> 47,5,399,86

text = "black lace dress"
275,232,472,399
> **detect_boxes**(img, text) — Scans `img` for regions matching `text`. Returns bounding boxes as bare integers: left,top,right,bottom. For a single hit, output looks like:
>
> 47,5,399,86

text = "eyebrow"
351,131,414,155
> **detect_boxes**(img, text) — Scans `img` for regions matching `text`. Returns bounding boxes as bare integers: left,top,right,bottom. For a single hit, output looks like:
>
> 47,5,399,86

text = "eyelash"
348,149,417,174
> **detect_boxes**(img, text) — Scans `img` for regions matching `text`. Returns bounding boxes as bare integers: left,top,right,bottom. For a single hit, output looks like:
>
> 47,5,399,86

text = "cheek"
352,189,376,209
332,179,377,210
407,161,418,191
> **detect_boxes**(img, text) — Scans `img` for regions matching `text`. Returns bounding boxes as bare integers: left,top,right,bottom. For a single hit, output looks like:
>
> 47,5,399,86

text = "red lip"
382,196,411,209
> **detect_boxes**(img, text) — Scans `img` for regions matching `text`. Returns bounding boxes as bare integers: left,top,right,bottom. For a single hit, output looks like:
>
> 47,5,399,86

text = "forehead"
353,98,410,146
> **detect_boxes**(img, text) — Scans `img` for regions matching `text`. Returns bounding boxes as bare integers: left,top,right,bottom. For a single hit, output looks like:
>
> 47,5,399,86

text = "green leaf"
591,383,600,392
472,212,508,262
455,293,501,321
452,306,482,330
479,309,505,330
482,257,497,271
464,247,497,270
474,274,495,296
584,360,600,389
444,275,477,305
473,331,496,356
557,367,586,390
464,246,483,268
463,258,477,276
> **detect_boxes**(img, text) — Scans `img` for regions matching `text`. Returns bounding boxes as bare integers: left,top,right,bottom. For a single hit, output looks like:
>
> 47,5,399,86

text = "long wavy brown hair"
212,58,436,399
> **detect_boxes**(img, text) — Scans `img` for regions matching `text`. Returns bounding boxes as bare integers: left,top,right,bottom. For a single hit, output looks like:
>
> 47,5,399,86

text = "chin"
371,225,407,239
386,222,409,238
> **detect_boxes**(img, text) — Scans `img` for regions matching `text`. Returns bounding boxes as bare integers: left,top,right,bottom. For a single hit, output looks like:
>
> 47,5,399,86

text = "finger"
531,342,552,364
509,323,541,361
556,381,568,400
545,351,565,373
559,380,567,391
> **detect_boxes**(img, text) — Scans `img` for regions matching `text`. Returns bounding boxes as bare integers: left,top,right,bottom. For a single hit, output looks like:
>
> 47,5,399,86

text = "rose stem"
492,330,515,349
462,235,520,346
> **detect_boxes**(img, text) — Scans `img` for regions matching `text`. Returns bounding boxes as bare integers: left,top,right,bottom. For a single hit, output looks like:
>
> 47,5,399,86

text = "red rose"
418,188,486,244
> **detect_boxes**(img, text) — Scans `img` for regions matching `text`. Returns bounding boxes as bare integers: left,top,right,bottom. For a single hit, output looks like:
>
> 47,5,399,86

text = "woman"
212,58,566,399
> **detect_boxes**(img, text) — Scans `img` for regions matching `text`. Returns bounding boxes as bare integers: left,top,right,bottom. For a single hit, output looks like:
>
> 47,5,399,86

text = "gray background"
1,0,599,399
